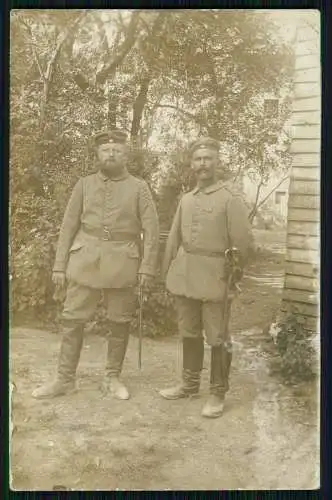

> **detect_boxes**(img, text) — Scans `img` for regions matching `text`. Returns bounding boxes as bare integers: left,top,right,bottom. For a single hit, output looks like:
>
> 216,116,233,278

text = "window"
275,191,286,205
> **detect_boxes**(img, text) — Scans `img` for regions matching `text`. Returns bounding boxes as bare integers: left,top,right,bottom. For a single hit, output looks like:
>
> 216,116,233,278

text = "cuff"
53,262,66,273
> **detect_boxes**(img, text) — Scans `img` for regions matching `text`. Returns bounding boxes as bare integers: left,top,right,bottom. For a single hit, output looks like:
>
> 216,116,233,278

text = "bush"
10,191,62,320
267,312,318,384
130,285,177,338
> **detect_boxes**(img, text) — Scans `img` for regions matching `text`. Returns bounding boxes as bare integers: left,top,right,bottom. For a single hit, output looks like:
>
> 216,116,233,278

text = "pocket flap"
69,241,84,253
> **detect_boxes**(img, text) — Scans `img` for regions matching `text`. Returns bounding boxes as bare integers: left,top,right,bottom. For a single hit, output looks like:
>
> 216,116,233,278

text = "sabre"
138,283,144,369
221,247,241,336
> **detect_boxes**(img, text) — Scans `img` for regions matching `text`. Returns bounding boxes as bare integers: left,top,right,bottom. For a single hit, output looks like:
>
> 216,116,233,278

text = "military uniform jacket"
53,170,159,289
162,180,253,302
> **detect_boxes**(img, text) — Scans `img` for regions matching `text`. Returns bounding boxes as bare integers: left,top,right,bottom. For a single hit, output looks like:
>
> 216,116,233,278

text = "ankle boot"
202,342,232,418
101,322,130,400
159,337,204,400
32,323,84,399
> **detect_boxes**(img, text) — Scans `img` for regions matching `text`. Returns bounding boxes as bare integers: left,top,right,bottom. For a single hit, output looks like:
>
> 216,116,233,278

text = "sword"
138,284,144,370
221,247,241,337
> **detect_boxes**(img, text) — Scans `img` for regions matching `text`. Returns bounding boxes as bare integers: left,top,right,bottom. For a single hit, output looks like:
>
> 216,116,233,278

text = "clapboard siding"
291,110,320,125
288,194,320,210
294,67,320,84
280,21,320,329
289,180,319,196
303,316,320,332
285,261,319,278
291,167,320,180
287,207,320,222
294,82,320,99
295,54,320,70
294,40,319,57
286,233,320,250
291,153,320,167
292,124,321,139
283,288,318,305
292,97,320,112
296,26,319,43
290,138,320,153
287,220,319,236
284,275,319,292
280,300,318,318
286,248,319,265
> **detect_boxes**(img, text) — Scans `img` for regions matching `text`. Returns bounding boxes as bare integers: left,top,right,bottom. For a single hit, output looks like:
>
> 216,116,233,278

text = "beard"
100,159,126,179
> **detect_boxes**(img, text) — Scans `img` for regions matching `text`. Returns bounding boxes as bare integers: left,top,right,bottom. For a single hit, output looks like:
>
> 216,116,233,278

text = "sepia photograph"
9,8,320,491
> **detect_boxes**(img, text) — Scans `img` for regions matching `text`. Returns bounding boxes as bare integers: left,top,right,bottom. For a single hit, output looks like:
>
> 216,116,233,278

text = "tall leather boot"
202,341,232,418
101,321,130,400
32,323,84,399
159,337,204,400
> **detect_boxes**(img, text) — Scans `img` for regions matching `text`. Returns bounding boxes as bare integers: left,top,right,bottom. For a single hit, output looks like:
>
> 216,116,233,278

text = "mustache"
195,167,209,173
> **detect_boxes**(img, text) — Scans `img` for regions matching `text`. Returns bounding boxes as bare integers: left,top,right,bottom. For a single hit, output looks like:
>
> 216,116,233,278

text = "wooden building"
280,18,320,334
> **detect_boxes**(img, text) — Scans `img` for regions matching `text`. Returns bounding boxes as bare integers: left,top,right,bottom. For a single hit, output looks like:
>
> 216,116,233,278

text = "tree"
10,9,295,323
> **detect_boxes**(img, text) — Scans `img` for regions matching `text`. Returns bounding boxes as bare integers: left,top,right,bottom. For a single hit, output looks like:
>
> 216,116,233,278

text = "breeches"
175,296,232,349
62,281,137,324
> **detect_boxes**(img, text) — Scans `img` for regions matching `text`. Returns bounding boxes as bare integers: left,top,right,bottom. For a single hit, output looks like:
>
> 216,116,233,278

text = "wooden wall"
281,22,320,332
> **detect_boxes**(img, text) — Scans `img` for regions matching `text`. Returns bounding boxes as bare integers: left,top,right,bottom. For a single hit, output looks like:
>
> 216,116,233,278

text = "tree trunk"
39,11,87,133
130,75,151,141
108,89,117,129
249,178,264,222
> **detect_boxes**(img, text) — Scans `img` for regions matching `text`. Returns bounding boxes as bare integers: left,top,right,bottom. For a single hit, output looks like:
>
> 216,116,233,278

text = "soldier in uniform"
159,137,253,418
32,129,159,401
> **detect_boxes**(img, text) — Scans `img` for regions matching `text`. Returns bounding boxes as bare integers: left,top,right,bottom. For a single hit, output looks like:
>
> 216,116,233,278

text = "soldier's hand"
52,271,66,289
139,273,154,291
232,266,243,283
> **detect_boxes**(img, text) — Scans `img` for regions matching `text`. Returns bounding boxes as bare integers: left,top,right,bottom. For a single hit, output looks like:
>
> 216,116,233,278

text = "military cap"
92,129,127,147
189,137,220,156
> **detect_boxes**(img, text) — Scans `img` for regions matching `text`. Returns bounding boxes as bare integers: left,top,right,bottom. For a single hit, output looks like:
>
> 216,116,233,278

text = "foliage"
267,312,318,384
10,10,296,332
131,286,177,339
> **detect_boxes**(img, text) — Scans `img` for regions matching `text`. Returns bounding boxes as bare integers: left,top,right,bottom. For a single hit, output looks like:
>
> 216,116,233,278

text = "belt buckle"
103,227,111,241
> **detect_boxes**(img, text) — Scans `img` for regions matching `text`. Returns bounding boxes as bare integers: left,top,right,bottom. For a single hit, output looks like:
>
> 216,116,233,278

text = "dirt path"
10,242,319,491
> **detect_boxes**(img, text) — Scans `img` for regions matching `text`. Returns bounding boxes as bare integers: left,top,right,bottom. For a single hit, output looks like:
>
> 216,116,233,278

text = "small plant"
267,310,318,384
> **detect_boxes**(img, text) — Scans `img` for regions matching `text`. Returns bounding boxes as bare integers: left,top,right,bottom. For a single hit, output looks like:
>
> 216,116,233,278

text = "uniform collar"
97,169,129,182
192,180,224,195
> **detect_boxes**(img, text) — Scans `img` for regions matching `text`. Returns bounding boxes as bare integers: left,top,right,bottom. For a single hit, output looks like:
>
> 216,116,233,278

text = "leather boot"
32,323,84,399
159,338,204,400
202,342,232,418
101,322,130,400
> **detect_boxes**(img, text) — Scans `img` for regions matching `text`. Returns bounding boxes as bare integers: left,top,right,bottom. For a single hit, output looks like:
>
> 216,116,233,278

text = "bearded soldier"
159,137,253,418
32,130,159,401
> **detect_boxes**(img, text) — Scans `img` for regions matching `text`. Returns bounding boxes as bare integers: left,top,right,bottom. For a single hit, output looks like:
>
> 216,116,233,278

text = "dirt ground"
10,230,320,490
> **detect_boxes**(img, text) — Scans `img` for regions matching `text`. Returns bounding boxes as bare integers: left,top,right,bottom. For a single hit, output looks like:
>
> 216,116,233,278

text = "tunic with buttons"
53,170,159,289
162,180,253,302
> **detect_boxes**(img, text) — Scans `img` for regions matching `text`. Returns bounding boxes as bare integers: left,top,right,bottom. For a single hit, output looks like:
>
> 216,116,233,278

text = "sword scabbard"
138,285,143,369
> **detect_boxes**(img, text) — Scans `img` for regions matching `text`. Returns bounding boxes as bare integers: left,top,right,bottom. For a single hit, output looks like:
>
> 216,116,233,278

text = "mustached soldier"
159,137,253,418
32,130,159,401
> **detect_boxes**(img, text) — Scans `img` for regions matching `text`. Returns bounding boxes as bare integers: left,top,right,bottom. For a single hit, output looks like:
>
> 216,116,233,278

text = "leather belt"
182,242,225,258
82,224,139,242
